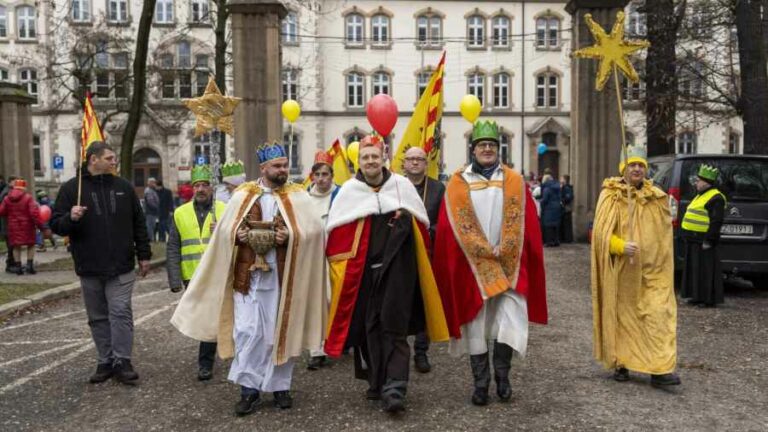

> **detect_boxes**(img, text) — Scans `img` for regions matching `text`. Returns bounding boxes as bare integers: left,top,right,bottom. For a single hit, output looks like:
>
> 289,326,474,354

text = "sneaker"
113,358,139,384
273,390,293,409
651,373,681,388
89,363,114,384
197,368,213,381
613,367,630,382
235,393,261,417
414,354,432,374
307,355,326,371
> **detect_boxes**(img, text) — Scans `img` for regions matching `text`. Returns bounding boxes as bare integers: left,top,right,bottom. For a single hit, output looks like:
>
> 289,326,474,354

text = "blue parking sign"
53,155,64,170
195,155,208,166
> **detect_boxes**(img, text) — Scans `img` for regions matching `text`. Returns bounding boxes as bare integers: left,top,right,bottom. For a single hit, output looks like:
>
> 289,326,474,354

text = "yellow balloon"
347,141,360,172
281,99,301,123
460,94,482,124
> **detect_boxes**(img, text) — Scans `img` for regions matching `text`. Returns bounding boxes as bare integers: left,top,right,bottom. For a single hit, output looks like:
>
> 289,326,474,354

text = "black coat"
540,180,563,227
50,170,152,278
413,177,445,241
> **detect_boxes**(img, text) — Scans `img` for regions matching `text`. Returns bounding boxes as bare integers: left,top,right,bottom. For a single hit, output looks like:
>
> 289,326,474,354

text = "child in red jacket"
0,179,42,274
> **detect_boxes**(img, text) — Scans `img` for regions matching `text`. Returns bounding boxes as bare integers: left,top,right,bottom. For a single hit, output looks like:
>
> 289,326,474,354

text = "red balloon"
366,94,398,137
38,205,52,224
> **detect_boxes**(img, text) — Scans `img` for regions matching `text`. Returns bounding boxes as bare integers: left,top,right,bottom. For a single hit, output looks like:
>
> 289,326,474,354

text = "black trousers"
413,331,429,356
198,341,217,370
354,324,410,397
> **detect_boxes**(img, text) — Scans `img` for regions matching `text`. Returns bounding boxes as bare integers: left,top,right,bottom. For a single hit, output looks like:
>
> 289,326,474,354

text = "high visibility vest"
174,200,226,281
681,188,726,233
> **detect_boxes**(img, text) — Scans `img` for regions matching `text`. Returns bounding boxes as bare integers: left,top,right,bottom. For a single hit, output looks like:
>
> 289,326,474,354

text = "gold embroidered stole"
444,166,526,298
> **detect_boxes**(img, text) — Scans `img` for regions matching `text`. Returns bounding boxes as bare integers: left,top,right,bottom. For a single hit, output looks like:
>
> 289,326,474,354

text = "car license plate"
721,224,754,235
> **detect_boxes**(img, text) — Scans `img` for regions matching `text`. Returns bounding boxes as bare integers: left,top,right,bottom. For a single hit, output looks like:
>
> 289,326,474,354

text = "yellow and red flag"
391,51,445,179
80,91,105,163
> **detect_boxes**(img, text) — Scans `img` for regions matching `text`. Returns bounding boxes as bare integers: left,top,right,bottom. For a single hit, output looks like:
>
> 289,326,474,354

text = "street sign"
53,155,64,170
195,155,208,166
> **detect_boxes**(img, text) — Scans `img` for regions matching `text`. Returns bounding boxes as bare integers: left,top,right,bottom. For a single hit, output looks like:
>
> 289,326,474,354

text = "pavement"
0,249,75,285
0,245,766,431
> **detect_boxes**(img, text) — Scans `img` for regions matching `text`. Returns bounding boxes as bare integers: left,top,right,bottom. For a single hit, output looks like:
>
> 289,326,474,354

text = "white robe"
451,165,530,358
306,184,335,357
227,182,294,392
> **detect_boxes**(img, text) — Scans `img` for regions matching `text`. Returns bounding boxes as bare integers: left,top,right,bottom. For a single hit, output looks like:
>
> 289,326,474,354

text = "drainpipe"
520,0,526,173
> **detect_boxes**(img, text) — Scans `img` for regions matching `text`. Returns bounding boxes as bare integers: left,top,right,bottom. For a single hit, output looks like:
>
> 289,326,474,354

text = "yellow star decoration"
183,76,241,137
573,11,650,91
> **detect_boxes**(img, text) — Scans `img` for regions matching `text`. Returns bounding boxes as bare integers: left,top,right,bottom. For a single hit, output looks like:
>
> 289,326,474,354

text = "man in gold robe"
591,144,681,388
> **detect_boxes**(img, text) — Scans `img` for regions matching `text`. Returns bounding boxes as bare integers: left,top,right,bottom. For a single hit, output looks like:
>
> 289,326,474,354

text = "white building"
0,0,743,195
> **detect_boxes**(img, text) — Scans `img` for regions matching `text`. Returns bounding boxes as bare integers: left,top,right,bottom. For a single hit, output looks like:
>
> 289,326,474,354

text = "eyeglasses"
404,157,427,163
475,142,499,150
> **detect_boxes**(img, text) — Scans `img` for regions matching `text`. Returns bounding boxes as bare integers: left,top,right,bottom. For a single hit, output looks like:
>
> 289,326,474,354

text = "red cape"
432,187,548,338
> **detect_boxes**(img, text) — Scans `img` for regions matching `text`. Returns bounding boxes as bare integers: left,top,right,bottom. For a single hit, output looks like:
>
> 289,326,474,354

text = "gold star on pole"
573,11,650,91
183,76,241,137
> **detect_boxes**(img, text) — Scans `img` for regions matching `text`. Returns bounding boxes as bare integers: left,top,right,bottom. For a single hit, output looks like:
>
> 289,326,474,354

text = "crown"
619,143,648,174
360,134,384,150
257,141,288,165
313,150,334,166
190,164,212,184
697,164,719,182
471,120,500,144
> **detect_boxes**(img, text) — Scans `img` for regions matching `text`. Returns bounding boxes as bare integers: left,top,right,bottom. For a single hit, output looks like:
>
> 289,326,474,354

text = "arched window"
346,72,365,108
371,15,390,45
372,71,390,96
678,132,697,154
0,6,8,38
17,6,37,40
492,16,510,47
19,69,38,98
468,72,485,106
535,72,558,108
416,14,442,47
155,0,174,24
536,16,560,48
467,15,485,48
282,12,298,43
345,14,364,46
72,0,91,23
493,73,510,108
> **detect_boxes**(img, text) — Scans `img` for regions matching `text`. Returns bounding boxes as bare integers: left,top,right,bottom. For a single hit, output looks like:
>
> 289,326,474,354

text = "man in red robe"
325,135,449,414
432,120,547,406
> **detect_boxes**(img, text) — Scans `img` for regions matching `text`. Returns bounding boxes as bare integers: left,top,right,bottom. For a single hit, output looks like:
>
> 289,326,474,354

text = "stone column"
566,0,629,240
229,0,287,179
0,83,37,190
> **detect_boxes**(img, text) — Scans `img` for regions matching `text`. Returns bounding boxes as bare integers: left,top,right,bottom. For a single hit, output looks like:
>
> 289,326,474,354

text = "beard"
266,172,288,186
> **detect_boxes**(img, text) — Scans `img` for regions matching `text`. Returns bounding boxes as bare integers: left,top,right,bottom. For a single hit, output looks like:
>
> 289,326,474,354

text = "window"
0,6,7,38
0,68,8,82
33,135,42,174
536,17,559,48
195,55,208,96
536,73,558,108
371,15,389,46
95,40,109,69
468,73,485,106
190,0,208,23
193,131,216,162
72,0,91,22
728,132,740,154
108,0,128,23
178,41,191,68
179,71,192,98
17,6,36,39
372,71,390,96
622,75,645,101
467,15,485,48
155,0,174,24
678,132,697,154
416,71,431,98
499,133,510,165
345,14,364,46
19,69,38,98
160,43,208,99
282,12,298,43
282,69,298,102
346,72,364,107
626,3,646,37
113,53,129,98
417,15,442,47
96,71,110,97
493,73,510,108
679,61,705,99
283,132,300,173
492,16,510,47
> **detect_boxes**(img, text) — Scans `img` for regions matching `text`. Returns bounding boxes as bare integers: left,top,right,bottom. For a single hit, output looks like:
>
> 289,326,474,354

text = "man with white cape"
171,142,327,416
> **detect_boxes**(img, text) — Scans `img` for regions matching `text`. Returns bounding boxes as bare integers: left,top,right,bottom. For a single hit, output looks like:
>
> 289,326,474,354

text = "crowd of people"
8,120,732,418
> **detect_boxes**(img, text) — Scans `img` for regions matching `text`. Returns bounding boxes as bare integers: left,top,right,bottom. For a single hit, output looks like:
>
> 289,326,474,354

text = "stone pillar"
229,0,287,179
566,0,629,240
0,83,37,190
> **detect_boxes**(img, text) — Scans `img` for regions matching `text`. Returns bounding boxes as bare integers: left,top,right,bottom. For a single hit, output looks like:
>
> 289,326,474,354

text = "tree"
735,0,768,154
120,0,157,178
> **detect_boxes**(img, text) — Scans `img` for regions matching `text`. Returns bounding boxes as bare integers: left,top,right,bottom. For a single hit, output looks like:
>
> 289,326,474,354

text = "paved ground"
0,249,76,285
0,245,766,431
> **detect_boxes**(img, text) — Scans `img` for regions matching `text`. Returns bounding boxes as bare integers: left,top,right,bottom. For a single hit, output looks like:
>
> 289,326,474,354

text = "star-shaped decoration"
183,76,241,137
573,11,650,91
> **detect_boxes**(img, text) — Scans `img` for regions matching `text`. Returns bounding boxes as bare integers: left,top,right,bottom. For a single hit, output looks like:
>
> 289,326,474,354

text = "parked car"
648,154,768,289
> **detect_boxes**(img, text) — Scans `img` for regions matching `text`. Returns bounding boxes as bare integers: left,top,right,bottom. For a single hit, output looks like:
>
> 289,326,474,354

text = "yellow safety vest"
681,188,726,233
174,200,226,281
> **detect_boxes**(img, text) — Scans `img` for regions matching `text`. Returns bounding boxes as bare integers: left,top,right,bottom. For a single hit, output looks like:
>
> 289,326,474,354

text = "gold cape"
170,181,327,366
591,177,677,374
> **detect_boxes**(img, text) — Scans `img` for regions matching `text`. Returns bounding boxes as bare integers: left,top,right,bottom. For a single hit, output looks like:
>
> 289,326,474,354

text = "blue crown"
257,141,288,165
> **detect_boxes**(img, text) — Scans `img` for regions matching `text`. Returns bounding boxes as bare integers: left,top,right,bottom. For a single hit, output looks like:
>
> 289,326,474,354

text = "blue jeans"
145,215,158,242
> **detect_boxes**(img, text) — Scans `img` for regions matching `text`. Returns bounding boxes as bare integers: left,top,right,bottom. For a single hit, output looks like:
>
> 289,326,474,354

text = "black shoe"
366,387,381,401
651,373,681,388
198,368,213,381
113,358,139,384
9,263,23,275
496,377,512,401
686,298,701,305
235,393,261,416
273,391,293,409
25,261,36,275
89,363,114,383
382,392,405,413
307,355,326,371
613,367,630,382
471,387,489,406
414,354,431,373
